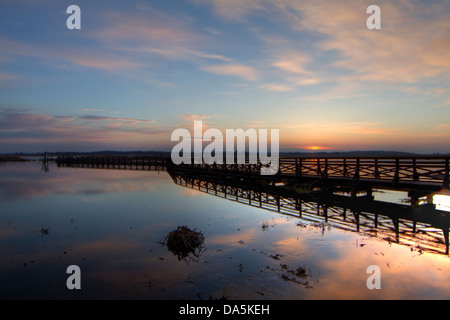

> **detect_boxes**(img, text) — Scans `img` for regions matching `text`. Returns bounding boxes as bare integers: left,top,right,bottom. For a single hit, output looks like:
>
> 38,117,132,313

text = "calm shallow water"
1,161,450,300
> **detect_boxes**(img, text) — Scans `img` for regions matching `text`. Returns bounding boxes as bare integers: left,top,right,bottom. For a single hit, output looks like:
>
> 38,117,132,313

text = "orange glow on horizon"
303,146,333,150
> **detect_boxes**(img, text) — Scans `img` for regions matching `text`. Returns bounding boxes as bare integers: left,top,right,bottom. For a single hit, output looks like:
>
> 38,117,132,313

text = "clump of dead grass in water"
160,226,206,263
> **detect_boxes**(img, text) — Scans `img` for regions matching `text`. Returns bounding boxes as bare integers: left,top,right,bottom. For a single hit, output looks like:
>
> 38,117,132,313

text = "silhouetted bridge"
56,155,450,191
56,155,167,171
169,156,450,191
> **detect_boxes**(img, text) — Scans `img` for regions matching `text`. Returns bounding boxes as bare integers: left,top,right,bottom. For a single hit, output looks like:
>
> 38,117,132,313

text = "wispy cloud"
0,8,232,76
201,64,259,81
272,53,311,75
88,10,232,64
260,83,293,92
198,0,450,87
0,109,165,152
79,115,154,124
82,108,106,112
180,113,210,122
0,72,18,82
0,36,141,72
437,124,450,131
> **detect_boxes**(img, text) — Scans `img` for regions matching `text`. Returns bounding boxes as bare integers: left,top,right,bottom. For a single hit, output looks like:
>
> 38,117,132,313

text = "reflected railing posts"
41,152,50,173
168,167,450,256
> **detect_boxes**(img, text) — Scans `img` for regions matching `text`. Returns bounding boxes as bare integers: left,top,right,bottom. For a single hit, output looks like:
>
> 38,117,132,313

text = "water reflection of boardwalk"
168,168,450,256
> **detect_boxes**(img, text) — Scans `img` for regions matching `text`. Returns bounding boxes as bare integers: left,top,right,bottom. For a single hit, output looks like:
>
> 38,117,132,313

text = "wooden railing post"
353,158,360,181
343,158,348,177
393,158,400,184
374,158,380,179
298,158,302,177
413,158,419,181
444,158,449,188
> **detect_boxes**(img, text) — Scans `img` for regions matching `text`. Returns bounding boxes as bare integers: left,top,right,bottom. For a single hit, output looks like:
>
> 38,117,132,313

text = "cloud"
0,35,141,72
0,72,18,81
260,83,293,92
272,53,311,75
181,113,210,122
201,64,259,81
0,109,55,129
88,10,232,64
0,109,166,152
62,54,140,71
54,116,76,122
91,10,200,46
82,108,106,112
0,8,232,77
194,0,269,22
436,124,450,131
199,0,450,86
79,115,154,124
286,121,399,135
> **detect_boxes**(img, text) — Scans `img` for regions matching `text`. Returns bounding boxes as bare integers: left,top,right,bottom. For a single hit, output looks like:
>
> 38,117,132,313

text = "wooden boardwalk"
56,154,450,191
170,155,450,191
56,155,168,171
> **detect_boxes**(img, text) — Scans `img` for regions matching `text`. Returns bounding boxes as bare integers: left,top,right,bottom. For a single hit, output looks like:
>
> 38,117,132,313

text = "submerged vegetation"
160,226,206,263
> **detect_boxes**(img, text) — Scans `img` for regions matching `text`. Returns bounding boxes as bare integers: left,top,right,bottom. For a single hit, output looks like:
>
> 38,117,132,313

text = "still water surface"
1,161,450,299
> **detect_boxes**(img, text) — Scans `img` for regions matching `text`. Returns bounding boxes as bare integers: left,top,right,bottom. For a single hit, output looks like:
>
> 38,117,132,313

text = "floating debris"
289,266,308,279
281,265,314,288
269,253,283,260
40,225,50,236
160,226,206,263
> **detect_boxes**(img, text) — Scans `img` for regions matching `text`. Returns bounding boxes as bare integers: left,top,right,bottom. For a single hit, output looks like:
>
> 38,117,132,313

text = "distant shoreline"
0,155,31,162
1,150,449,163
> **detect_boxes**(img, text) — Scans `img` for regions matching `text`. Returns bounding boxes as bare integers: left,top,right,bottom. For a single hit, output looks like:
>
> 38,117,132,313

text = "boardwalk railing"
280,157,449,186
56,155,168,171
171,156,450,189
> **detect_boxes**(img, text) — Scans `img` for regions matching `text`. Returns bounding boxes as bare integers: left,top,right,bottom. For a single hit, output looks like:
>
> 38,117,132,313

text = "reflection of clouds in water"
180,188,205,198
67,230,204,298
0,164,165,201
272,223,450,299
208,228,259,247
275,236,308,252
2,163,450,299
72,237,137,254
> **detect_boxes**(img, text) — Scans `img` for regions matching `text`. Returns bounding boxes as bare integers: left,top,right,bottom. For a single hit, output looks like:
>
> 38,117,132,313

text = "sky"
0,0,449,154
